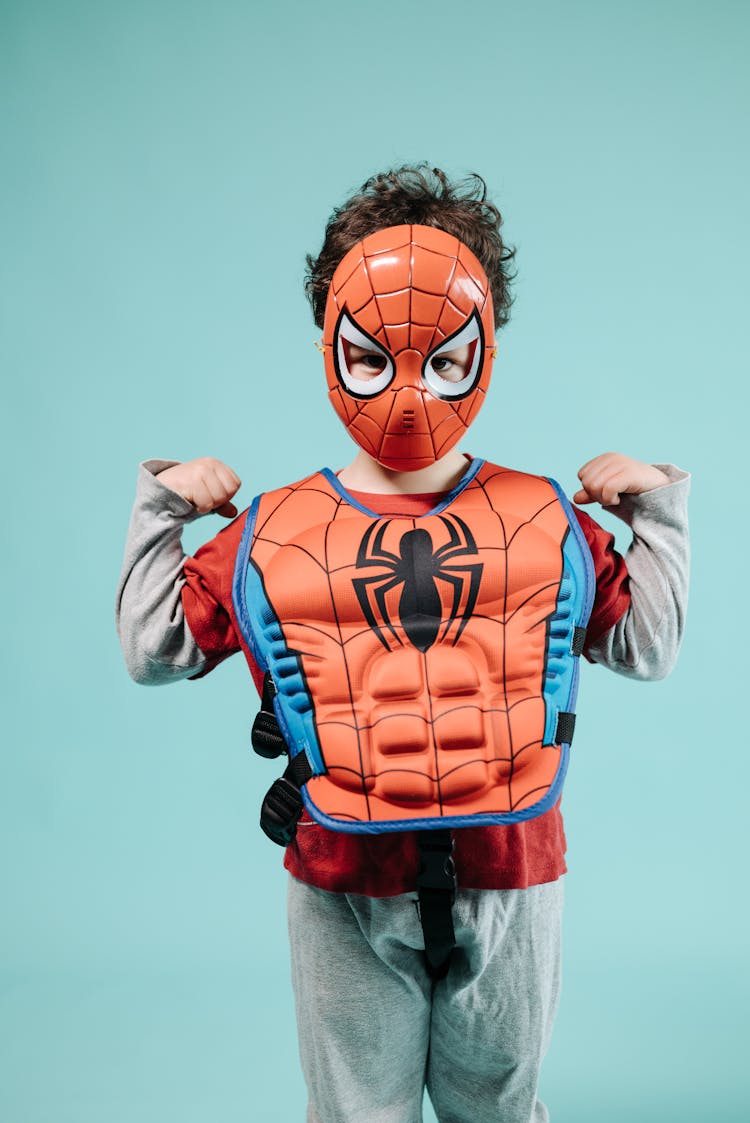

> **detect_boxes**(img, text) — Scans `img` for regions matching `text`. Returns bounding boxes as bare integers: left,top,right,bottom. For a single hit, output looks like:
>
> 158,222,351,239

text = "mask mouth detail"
334,310,395,399
422,311,484,401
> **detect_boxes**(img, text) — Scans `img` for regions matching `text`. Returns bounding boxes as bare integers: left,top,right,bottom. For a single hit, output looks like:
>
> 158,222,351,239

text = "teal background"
2,0,747,1119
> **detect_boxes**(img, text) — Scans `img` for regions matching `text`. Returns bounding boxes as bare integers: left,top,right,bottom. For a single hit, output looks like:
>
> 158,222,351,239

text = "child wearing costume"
117,167,690,1123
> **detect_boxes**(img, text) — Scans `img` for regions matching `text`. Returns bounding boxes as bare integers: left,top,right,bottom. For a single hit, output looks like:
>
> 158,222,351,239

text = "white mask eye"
334,311,395,398
422,311,484,400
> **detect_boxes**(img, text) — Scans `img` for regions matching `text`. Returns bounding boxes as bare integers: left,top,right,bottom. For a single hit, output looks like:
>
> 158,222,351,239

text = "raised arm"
115,458,241,685
575,454,690,680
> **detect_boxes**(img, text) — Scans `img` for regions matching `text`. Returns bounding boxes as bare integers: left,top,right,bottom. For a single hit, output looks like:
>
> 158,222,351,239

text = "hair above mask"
305,164,516,332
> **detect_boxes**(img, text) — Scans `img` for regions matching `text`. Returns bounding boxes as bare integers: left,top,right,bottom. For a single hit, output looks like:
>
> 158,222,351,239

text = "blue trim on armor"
541,479,596,747
231,496,265,671
301,742,571,834
549,480,597,619
319,457,485,519
232,493,325,775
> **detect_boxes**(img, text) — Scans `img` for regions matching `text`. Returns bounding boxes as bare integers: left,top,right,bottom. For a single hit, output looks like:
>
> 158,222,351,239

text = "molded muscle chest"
233,460,594,834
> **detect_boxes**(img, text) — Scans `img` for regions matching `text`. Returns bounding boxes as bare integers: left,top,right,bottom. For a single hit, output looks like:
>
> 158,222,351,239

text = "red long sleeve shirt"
182,484,630,896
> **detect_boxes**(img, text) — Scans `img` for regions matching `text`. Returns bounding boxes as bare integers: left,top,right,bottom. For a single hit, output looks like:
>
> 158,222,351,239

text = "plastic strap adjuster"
259,752,313,848
260,777,303,846
416,831,457,899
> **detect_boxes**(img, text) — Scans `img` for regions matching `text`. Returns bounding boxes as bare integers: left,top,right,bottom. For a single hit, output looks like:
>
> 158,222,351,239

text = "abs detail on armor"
232,459,595,836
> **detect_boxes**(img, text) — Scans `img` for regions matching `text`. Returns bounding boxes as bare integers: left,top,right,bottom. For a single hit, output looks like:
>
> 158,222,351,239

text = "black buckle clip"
416,834,457,902
260,776,303,847
251,710,287,759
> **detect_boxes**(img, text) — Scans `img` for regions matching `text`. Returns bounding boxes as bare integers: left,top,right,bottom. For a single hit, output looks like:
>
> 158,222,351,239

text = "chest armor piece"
233,460,594,834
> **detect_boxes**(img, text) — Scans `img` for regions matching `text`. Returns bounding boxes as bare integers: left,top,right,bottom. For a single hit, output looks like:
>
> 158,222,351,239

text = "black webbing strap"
555,711,576,745
252,669,314,846
286,751,313,789
572,625,587,657
416,830,457,980
251,671,287,759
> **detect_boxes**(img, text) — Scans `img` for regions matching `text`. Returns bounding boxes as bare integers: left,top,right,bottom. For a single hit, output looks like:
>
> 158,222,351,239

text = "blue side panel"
231,496,325,775
231,496,265,670
541,479,596,746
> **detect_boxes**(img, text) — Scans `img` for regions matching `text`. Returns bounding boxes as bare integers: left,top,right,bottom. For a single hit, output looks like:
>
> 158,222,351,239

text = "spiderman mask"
322,225,496,472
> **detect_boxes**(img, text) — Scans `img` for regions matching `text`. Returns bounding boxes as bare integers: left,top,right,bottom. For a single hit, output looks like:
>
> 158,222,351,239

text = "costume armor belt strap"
232,459,595,836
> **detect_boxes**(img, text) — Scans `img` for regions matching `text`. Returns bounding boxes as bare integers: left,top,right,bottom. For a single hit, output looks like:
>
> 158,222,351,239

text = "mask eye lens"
423,312,484,400
429,340,477,382
334,312,395,398
343,341,389,377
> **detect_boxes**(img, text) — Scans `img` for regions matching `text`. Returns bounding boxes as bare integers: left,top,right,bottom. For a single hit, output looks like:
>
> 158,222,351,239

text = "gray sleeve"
585,463,690,680
115,460,208,685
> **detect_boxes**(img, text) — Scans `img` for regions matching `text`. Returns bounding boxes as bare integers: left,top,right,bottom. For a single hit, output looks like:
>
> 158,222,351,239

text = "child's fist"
157,458,242,518
573,453,670,507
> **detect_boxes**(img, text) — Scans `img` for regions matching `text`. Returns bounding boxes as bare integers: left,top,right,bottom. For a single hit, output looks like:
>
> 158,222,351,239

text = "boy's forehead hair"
304,164,516,333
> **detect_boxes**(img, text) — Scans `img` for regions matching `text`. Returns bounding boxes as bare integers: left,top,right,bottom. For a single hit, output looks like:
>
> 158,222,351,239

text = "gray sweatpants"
287,875,564,1123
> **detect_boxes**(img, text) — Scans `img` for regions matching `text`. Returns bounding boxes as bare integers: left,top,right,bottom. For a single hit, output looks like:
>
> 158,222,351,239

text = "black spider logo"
352,515,484,653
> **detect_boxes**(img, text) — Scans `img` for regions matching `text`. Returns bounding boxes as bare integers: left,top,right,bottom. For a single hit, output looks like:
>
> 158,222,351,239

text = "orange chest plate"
233,461,593,833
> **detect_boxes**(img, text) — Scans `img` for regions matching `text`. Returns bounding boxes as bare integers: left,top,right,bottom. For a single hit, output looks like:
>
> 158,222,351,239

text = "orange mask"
322,225,496,472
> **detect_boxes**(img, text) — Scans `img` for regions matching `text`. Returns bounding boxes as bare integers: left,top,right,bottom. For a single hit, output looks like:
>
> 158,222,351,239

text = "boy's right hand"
157,458,242,518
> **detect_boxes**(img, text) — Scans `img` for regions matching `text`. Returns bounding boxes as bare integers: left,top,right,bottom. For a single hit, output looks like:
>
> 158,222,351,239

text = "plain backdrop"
2,1,748,1120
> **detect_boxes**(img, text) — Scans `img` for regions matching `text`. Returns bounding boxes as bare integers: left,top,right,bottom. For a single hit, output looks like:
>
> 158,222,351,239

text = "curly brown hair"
305,164,516,331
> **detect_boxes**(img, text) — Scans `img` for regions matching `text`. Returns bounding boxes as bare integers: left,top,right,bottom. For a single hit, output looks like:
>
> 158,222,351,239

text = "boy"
117,166,690,1122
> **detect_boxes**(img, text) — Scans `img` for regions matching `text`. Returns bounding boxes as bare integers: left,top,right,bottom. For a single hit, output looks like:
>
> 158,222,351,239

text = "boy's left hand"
573,453,671,507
